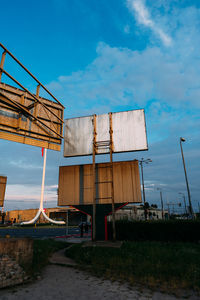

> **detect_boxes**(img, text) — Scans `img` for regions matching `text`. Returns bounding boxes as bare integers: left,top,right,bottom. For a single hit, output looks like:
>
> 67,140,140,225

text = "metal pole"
109,112,116,241
39,148,47,211
66,209,69,236
140,161,147,220
0,42,64,107
183,194,187,215
167,203,170,216
21,149,65,225
160,191,164,219
92,115,97,241
139,158,152,220
140,160,146,204
0,51,6,82
180,138,194,218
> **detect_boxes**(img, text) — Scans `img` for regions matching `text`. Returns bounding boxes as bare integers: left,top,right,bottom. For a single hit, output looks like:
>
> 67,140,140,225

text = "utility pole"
139,158,152,220
179,192,187,216
167,202,170,217
157,188,164,219
180,137,194,219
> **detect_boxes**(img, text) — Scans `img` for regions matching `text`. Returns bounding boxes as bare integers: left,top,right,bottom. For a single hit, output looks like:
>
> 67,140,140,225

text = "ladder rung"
95,140,110,144
96,146,110,149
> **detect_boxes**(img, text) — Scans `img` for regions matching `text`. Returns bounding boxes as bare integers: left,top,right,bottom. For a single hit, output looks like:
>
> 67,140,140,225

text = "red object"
41,147,44,157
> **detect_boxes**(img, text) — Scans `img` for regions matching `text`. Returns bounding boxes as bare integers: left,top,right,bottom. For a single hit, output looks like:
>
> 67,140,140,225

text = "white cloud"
126,0,172,46
9,160,43,170
47,41,200,114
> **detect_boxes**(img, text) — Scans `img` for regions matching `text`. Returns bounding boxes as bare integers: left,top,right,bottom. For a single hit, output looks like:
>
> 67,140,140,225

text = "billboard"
58,160,142,205
0,176,7,207
64,109,148,157
0,83,64,150
0,43,64,151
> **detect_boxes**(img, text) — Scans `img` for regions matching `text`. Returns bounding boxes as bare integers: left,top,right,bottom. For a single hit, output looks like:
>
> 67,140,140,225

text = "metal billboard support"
92,115,97,241
92,113,116,241
109,112,116,241
21,148,65,225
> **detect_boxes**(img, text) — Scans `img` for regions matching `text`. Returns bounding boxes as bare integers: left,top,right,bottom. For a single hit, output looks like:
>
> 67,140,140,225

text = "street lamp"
178,192,187,216
138,158,152,221
138,158,152,205
179,137,194,218
157,188,164,219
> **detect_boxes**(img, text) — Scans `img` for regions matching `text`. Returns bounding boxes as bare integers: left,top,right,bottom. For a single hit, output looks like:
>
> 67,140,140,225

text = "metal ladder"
92,113,116,241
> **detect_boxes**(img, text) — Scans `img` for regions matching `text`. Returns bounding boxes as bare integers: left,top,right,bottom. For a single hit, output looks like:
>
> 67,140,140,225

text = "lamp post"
179,192,187,216
138,158,152,220
157,188,164,220
139,158,152,204
179,137,194,218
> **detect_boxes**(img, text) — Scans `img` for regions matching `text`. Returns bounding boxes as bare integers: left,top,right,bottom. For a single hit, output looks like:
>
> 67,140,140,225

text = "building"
108,204,169,221
3,207,89,225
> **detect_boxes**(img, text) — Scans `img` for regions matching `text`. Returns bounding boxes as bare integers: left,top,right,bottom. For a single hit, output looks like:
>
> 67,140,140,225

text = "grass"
28,239,68,277
65,241,200,291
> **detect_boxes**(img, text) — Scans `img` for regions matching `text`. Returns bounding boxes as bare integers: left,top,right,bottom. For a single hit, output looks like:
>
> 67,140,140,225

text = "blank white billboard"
64,109,148,157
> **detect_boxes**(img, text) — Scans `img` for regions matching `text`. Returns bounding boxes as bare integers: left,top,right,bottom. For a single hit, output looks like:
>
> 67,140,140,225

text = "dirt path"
0,244,199,300
0,264,199,300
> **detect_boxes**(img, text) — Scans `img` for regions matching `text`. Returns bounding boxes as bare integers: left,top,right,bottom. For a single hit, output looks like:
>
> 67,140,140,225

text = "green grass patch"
66,241,200,291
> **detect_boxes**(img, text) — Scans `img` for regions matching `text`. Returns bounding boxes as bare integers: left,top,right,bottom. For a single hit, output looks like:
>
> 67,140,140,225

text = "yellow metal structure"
0,176,7,207
0,43,64,150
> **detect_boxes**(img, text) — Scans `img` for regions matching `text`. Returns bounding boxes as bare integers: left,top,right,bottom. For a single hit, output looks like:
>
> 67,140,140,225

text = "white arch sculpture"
21,148,65,225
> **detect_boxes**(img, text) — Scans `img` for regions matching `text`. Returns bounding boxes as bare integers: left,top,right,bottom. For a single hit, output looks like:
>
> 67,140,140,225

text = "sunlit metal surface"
64,109,148,157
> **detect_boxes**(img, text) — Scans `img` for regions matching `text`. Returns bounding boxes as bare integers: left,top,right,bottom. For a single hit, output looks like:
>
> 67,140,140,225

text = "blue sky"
0,0,200,213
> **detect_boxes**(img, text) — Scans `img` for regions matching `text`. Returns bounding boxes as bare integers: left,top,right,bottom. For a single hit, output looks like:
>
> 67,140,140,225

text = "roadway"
0,226,84,239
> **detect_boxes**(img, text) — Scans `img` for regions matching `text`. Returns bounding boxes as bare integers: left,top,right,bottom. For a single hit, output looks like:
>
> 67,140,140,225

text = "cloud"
126,0,172,46
4,184,58,211
44,2,200,210
9,160,43,170
2,1,200,212
47,40,200,115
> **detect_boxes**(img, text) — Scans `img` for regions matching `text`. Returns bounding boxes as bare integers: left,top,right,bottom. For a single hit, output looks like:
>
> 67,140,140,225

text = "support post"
34,84,40,117
109,112,116,241
180,138,194,218
0,51,6,82
182,194,187,215
92,114,97,241
140,161,145,204
17,95,25,130
21,148,65,225
160,191,164,219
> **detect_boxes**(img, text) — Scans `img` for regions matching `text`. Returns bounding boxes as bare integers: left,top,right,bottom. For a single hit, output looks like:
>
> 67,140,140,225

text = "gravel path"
0,264,199,300
0,245,199,300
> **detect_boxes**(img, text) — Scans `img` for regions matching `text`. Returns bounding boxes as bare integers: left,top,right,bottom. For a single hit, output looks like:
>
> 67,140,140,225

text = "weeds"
66,241,200,291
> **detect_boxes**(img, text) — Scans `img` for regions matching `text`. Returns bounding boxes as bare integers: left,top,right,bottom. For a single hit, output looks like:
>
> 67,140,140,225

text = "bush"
108,220,200,242
66,241,200,291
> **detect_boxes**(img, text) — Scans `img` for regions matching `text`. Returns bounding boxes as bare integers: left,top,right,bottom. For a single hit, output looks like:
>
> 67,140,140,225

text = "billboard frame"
0,176,7,208
63,110,148,241
0,43,64,151
64,109,148,157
